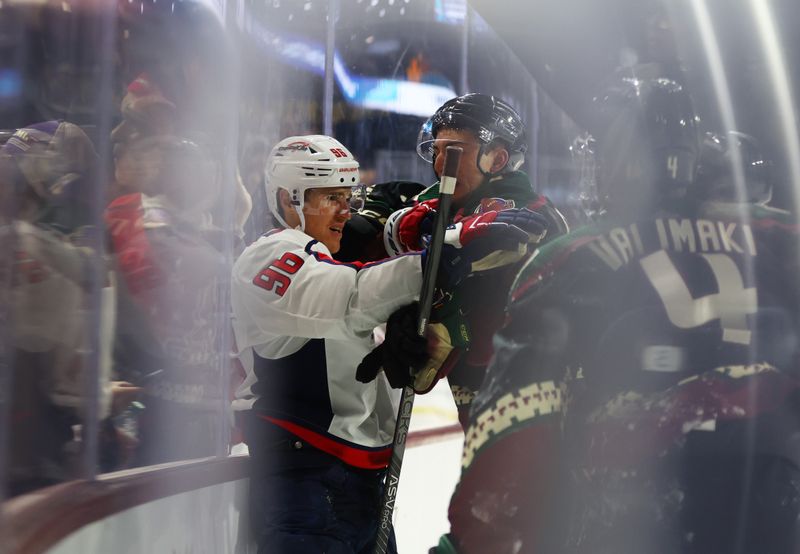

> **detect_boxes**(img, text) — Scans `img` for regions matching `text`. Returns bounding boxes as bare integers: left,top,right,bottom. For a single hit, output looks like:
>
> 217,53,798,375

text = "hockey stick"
373,145,463,554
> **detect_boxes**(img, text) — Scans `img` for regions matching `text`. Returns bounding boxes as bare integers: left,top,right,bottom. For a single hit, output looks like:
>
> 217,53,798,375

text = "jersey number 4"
640,250,757,345
253,252,304,297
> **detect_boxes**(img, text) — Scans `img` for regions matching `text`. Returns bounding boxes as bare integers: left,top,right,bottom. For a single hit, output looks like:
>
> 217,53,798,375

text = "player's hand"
433,219,540,289
445,208,548,248
356,303,429,389
397,199,439,251
355,344,386,385
493,208,549,243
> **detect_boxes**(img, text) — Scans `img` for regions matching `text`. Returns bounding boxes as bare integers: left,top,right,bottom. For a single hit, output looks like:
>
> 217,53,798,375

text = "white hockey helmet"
265,135,362,230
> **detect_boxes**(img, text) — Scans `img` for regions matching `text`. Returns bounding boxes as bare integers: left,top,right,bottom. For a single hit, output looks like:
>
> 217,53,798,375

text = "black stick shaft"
373,146,463,554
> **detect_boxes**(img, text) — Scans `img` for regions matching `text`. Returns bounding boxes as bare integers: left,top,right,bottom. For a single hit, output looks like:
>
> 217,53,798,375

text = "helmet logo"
278,141,310,152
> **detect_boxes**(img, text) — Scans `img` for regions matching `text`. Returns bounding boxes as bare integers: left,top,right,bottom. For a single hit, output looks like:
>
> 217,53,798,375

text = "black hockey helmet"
696,130,772,204
592,77,700,210
417,93,527,172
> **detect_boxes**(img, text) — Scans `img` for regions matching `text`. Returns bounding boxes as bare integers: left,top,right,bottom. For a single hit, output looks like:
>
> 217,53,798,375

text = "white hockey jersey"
231,228,423,469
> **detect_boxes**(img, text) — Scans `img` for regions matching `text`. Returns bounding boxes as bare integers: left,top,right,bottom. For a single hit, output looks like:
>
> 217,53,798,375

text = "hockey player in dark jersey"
357,94,569,422
434,78,800,553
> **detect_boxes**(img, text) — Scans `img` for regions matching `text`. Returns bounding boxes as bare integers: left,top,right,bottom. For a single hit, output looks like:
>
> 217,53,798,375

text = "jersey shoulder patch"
476,197,516,213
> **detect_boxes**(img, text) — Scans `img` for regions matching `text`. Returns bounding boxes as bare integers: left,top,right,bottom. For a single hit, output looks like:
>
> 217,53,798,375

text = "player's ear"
479,145,509,174
277,188,292,215
489,147,509,174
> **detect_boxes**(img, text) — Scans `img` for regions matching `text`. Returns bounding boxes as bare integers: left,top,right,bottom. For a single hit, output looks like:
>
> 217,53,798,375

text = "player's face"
432,128,488,206
303,187,353,253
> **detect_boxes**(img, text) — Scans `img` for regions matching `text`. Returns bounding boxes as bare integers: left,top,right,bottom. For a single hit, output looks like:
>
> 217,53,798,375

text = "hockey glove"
356,303,428,389
356,302,458,392
384,199,440,256
494,208,550,244
398,198,440,251
445,208,549,248
336,212,385,262
337,181,425,262
433,218,536,288
390,205,549,258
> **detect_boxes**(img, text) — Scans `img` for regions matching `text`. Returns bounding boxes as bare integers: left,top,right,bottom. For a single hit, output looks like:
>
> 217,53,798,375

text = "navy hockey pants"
247,438,398,554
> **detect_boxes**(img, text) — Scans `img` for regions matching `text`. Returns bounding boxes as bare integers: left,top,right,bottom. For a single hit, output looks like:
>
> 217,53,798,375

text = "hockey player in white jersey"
231,134,537,553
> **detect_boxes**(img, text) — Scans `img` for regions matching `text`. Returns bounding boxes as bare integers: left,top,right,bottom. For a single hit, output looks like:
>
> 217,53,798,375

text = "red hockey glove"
428,208,549,283
397,199,439,251
446,208,548,248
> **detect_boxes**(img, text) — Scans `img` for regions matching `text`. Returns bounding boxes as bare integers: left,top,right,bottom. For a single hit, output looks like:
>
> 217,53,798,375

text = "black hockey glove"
336,212,384,262
356,302,429,389
336,181,425,262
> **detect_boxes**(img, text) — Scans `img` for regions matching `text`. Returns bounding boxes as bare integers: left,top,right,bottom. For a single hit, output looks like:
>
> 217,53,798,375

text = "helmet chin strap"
273,188,307,231
294,206,306,231
508,151,525,171
273,211,296,231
